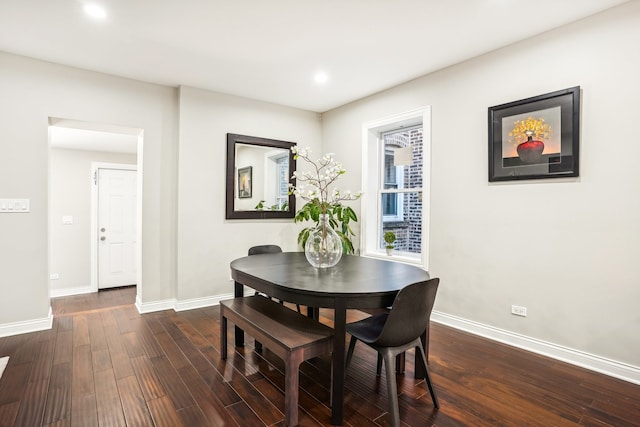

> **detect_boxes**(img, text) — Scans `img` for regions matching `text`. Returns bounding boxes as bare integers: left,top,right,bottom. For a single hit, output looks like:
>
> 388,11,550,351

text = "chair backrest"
248,245,283,256
374,278,440,347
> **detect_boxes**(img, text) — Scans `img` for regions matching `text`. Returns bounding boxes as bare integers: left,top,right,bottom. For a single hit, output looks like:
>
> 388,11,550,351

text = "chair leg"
379,353,405,375
382,350,401,427
416,341,439,409
345,336,357,371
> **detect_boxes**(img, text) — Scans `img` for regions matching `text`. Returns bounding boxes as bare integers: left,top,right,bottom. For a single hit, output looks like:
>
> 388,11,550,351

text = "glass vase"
305,214,343,268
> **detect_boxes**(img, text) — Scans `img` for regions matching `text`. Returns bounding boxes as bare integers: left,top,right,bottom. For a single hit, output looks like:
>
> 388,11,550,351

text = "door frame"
91,162,138,293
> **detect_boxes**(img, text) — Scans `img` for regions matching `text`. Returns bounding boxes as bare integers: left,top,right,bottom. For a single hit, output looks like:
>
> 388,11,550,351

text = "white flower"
289,147,361,210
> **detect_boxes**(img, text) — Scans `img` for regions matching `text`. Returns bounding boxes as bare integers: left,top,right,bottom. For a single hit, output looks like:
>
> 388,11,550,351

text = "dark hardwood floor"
0,286,639,426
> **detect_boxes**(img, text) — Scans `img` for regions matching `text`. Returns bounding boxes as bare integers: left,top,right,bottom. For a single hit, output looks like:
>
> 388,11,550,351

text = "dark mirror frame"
225,133,297,220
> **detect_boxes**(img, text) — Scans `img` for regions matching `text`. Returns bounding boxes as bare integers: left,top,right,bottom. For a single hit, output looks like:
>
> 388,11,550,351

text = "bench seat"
220,295,333,426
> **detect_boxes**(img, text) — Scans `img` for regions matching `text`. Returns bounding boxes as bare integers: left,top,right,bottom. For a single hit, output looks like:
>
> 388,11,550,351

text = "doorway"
48,118,143,297
95,165,137,289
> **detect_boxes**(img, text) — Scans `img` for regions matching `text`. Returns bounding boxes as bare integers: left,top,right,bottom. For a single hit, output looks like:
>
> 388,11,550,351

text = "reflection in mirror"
226,134,296,219
235,144,289,210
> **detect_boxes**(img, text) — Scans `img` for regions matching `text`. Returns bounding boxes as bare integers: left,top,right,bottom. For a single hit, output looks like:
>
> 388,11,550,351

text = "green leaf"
309,203,320,221
292,200,359,255
298,228,311,247
346,206,358,222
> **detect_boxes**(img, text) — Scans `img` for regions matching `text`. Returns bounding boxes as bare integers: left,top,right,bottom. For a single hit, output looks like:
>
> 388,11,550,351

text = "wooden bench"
220,295,333,427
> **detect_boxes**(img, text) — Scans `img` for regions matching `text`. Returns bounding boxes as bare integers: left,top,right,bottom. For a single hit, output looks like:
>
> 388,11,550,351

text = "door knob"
101,228,106,232
100,236,106,241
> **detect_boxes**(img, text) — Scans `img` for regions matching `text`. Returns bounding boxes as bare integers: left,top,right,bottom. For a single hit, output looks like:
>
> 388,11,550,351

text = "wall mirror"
226,133,296,219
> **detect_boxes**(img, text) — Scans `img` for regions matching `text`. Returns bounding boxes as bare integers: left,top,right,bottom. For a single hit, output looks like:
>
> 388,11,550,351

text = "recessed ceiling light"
314,72,328,84
84,4,106,19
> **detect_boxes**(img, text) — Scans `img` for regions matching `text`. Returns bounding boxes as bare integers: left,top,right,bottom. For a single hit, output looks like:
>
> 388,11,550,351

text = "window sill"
362,251,425,269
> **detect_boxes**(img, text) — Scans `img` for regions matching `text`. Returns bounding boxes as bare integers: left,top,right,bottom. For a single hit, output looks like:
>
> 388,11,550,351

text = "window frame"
381,147,405,222
360,107,431,268
263,150,290,210
274,154,289,209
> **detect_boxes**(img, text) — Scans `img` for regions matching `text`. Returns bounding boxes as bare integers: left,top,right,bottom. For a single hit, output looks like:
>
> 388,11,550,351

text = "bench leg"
285,351,303,427
234,282,245,347
221,313,228,360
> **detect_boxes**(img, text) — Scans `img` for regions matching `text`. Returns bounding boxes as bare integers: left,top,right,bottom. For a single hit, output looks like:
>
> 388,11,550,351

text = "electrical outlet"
50,273,60,280
511,305,527,317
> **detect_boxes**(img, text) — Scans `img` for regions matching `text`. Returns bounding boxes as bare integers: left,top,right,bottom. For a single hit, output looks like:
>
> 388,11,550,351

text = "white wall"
322,2,640,369
49,148,136,294
0,52,178,330
176,86,322,303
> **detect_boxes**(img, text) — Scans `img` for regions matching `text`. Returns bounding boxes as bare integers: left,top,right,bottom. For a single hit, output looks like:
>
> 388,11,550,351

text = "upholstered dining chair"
345,278,440,427
248,245,301,314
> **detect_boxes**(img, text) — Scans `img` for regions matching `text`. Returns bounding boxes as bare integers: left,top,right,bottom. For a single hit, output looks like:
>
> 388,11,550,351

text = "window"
361,108,430,267
275,155,289,208
262,151,290,210
382,147,404,221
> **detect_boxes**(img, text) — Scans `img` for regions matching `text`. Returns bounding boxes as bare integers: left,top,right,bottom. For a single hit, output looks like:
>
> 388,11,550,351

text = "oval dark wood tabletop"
230,252,430,306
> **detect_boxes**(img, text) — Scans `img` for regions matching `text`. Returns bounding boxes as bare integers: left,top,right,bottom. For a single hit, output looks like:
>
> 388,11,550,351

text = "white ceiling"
49,119,140,154
50,126,138,154
0,0,628,113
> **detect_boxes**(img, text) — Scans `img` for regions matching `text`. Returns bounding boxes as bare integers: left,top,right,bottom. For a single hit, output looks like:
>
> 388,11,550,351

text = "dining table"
230,252,431,425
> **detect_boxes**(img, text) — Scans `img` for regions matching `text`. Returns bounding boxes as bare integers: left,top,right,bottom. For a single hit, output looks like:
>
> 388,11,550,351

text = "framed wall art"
488,86,580,182
237,166,252,198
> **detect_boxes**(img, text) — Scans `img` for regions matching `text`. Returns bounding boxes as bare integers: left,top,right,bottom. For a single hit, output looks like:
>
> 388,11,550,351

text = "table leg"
234,281,244,347
396,353,406,373
331,300,346,425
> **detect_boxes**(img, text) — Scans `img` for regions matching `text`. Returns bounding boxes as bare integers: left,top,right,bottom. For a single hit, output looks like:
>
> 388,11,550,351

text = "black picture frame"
488,86,580,182
237,166,252,199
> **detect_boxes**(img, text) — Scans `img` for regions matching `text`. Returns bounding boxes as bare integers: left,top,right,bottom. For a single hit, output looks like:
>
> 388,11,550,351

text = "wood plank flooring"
0,286,639,426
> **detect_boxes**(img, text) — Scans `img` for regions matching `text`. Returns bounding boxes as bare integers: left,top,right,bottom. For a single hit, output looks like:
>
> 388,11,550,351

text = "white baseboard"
134,293,235,314
431,311,640,386
0,307,53,338
174,293,234,312
50,285,94,298
135,295,175,314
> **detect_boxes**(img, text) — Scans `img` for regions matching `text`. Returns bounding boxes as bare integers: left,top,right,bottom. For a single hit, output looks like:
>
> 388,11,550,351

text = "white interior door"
98,168,137,289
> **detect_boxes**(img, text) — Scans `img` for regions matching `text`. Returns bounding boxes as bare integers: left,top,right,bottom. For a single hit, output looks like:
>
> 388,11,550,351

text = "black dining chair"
248,245,301,314
248,244,283,257
345,278,440,427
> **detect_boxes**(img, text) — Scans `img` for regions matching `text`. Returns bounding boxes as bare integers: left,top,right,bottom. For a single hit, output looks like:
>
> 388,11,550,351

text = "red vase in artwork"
516,131,544,163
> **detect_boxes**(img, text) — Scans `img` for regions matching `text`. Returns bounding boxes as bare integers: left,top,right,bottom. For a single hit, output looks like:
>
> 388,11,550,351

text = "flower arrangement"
508,116,552,147
289,146,362,254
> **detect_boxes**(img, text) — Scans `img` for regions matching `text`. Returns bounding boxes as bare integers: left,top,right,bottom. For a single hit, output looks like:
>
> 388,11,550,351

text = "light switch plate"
0,199,30,213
